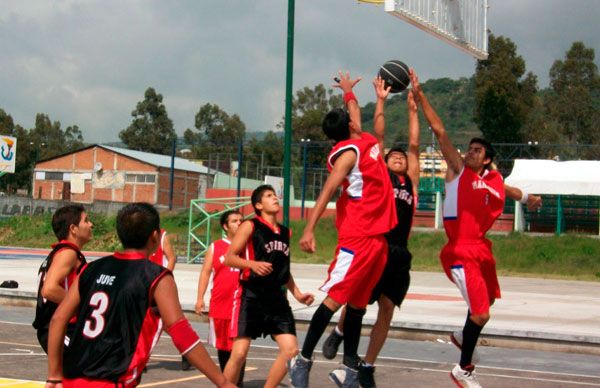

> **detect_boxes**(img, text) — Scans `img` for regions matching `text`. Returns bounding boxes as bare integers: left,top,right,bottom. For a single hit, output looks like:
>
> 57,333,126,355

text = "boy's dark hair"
322,108,351,142
470,137,496,168
385,145,407,162
116,203,160,249
220,210,242,229
52,205,86,241
251,184,276,215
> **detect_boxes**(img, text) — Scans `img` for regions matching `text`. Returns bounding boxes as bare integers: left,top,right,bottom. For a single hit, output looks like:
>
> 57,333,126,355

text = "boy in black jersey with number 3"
45,203,234,388
223,185,315,388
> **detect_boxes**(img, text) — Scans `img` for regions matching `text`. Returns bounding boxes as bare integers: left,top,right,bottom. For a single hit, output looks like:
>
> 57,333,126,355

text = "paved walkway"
1,248,599,349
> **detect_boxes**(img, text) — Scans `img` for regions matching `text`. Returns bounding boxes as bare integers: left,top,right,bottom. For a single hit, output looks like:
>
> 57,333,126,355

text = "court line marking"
0,321,33,327
0,341,39,348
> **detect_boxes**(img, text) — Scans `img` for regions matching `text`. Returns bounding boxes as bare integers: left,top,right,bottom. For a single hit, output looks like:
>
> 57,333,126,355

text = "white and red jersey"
443,166,505,242
209,239,240,320
328,132,397,238
149,229,168,268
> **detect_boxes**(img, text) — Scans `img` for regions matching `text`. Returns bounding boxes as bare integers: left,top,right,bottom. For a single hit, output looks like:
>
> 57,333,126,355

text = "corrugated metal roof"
101,145,212,174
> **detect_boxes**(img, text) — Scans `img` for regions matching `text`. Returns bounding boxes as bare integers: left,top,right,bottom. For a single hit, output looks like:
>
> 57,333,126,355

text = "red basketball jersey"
443,166,505,242
327,132,397,238
148,229,168,268
209,239,240,319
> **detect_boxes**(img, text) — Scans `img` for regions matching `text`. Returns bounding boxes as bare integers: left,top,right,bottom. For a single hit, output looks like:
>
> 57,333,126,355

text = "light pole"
29,141,46,197
300,138,310,220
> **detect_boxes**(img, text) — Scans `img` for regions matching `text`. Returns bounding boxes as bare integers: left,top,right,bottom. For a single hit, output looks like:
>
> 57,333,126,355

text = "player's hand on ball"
527,194,542,211
251,261,273,276
195,300,205,315
373,76,391,100
299,231,316,253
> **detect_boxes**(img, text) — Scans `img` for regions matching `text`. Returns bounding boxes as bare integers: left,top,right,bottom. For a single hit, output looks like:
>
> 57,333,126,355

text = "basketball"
378,60,410,93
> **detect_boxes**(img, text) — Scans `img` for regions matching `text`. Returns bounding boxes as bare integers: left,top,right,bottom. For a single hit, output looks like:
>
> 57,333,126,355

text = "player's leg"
322,306,346,359
223,337,251,384
266,333,298,388
364,295,394,364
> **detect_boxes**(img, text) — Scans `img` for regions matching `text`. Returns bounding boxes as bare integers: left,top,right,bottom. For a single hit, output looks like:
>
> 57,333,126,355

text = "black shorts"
235,287,296,340
369,244,412,306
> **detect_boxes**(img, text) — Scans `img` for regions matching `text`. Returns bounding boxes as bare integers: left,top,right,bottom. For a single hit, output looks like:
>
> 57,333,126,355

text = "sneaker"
322,329,344,359
450,331,481,364
181,356,191,371
329,364,359,388
358,362,376,387
450,364,482,388
288,354,312,388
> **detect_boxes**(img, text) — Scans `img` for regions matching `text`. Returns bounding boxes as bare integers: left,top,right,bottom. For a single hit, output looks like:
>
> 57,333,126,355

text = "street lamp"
300,138,310,220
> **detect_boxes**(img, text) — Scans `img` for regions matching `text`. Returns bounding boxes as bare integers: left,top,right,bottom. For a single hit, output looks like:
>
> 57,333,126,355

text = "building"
32,145,213,209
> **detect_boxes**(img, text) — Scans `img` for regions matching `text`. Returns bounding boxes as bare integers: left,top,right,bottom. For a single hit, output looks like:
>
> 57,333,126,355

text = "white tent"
505,159,600,195
505,159,600,235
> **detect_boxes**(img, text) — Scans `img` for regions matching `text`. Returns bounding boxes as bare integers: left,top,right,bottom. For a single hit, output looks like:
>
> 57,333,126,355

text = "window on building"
45,172,64,181
125,174,157,184
126,174,136,183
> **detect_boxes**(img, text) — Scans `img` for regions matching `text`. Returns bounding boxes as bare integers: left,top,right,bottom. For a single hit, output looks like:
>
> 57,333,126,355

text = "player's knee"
377,297,395,319
230,344,249,361
280,345,299,360
471,312,490,326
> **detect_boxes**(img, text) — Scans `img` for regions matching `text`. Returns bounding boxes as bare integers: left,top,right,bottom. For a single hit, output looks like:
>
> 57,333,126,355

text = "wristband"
167,318,201,355
519,192,529,204
343,91,357,104
46,379,62,384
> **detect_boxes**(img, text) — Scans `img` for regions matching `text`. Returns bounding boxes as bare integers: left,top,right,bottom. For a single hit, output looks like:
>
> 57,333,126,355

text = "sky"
1,0,598,143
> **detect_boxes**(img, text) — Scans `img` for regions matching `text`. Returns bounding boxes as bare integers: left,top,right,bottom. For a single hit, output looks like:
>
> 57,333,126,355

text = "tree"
119,88,177,155
546,42,600,149
474,34,538,143
184,103,246,159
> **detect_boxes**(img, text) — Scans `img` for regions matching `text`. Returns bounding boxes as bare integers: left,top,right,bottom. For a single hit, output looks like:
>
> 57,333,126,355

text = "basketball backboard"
384,0,489,60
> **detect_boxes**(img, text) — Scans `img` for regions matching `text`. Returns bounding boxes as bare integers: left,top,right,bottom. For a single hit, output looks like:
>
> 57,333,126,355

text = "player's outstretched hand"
333,71,361,94
526,194,542,211
409,68,421,97
407,89,418,113
195,299,205,315
251,261,273,276
299,231,316,253
373,75,391,100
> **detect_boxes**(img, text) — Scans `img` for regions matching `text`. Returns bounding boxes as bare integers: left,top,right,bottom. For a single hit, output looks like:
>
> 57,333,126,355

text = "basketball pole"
282,0,295,227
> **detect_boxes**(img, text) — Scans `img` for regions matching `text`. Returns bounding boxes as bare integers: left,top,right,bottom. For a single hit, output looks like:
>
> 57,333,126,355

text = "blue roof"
101,145,211,174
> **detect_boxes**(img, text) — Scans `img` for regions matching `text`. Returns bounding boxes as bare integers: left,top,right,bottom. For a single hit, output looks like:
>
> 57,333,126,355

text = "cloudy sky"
1,0,598,143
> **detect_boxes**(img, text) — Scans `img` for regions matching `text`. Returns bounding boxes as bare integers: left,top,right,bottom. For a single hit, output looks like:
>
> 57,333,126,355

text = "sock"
460,314,484,368
335,326,344,337
342,305,366,369
301,303,335,359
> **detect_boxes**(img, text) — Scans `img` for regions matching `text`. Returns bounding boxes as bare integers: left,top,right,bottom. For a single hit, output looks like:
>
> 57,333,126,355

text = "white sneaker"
450,364,482,388
450,330,481,364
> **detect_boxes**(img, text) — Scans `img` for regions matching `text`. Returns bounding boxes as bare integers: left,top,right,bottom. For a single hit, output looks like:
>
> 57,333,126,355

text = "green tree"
546,41,600,149
184,103,246,159
474,34,538,143
119,87,177,155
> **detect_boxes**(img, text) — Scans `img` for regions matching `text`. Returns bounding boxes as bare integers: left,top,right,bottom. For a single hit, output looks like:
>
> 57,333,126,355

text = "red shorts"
63,377,136,387
208,317,233,351
320,235,388,308
440,240,501,315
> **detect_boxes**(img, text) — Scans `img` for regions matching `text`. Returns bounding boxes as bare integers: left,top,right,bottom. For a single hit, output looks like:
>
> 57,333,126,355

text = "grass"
1,213,599,281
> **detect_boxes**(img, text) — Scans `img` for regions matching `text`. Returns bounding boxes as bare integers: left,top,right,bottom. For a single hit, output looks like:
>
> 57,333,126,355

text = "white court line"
0,320,32,326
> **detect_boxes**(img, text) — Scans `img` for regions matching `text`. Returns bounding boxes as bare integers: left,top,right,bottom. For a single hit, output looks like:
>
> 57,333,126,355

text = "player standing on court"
223,185,314,388
45,203,234,388
194,210,246,385
149,228,177,271
288,72,397,388
324,75,420,388
33,205,93,353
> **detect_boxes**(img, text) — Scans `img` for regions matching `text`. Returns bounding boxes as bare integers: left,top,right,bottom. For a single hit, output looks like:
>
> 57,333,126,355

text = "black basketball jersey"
385,172,415,247
63,252,168,384
240,217,290,293
32,241,86,331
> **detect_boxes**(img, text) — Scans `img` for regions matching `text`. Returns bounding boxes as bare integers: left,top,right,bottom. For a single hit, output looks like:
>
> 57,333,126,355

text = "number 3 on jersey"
83,292,109,338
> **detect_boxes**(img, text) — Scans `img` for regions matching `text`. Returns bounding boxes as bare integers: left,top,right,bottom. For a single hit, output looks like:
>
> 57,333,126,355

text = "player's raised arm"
410,70,462,180
334,71,362,136
224,221,272,276
406,89,421,188
372,76,391,154
299,150,357,253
